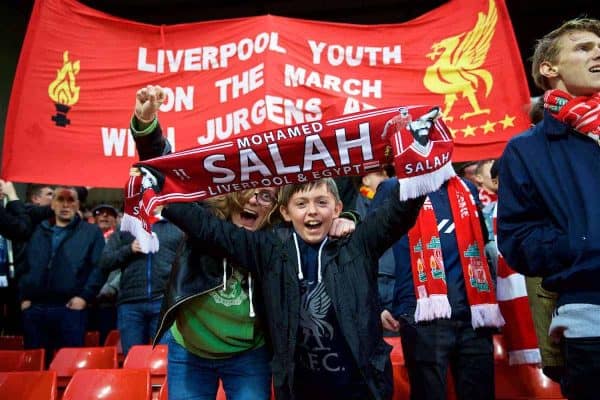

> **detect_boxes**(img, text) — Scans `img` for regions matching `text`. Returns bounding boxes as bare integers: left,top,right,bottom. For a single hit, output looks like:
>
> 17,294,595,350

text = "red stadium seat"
49,346,118,387
493,334,509,363
0,349,45,371
0,371,57,399
62,368,151,400
384,335,405,365
0,335,24,350
123,344,167,387
157,379,168,400
495,363,565,399
104,329,124,364
84,330,100,347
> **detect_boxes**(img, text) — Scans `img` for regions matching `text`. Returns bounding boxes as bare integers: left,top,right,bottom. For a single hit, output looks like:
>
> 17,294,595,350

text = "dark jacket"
162,187,424,400
99,219,183,305
0,200,34,241
131,122,269,346
19,215,105,304
498,111,600,307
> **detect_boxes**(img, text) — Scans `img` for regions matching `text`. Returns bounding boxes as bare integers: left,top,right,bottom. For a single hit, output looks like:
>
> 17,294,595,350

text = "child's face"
280,183,342,244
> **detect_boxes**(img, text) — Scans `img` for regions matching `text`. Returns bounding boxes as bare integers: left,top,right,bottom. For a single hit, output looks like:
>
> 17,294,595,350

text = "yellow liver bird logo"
423,0,497,121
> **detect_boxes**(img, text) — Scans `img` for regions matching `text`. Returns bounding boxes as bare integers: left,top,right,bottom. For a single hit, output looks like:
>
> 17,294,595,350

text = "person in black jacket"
161,177,424,400
19,186,105,365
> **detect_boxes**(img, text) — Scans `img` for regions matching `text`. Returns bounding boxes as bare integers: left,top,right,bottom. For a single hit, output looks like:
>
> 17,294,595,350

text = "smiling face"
230,187,278,231
279,182,342,244
541,30,600,96
94,210,117,232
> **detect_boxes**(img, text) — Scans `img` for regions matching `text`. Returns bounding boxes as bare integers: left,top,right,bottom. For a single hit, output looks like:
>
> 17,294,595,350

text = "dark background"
0,0,597,174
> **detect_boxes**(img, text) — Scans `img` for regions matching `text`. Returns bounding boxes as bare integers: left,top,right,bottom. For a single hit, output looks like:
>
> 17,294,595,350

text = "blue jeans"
22,304,88,366
117,298,162,355
166,331,272,400
399,317,494,400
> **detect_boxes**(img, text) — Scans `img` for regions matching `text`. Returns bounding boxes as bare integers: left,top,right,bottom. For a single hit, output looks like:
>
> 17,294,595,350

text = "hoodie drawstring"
248,272,255,318
293,233,303,280
222,258,227,291
317,238,328,283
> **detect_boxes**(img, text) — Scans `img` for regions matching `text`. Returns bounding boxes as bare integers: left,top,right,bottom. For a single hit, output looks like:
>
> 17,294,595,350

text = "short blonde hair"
531,18,600,90
205,189,280,229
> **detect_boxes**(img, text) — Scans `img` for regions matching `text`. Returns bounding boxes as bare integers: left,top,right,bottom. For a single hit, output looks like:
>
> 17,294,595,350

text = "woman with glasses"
130,85,354,400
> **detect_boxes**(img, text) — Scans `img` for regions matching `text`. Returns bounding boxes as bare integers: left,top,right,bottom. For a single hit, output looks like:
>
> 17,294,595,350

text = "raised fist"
134,85,165,123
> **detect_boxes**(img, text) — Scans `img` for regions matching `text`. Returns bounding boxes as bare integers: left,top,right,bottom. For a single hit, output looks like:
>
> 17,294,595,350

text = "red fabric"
408,176,504,328
3,0,531,187
478,188,497,206
544,89,600,136
493,206,541,365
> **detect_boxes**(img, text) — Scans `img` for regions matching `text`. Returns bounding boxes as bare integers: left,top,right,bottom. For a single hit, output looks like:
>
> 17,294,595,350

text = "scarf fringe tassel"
121,213,160,254
470,303,506,329
415,294,452,322
398,163,456,201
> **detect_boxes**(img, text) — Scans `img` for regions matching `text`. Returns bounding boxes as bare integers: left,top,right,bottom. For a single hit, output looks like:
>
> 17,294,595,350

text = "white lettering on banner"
199,96,322,145
284,64,382,99
215,63,264,102
204,124,374,184
158,86,194,112
308,40,402,66
137,32,286,73
101,127,176,157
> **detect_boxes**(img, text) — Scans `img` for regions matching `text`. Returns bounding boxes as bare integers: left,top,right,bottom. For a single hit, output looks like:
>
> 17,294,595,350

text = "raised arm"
130,85,172,160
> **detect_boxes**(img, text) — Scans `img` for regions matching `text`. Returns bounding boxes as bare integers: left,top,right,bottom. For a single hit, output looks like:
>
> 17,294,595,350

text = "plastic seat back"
384,335,405,365
0,349,45,371
495,363,565,399
123,344,167,386
62,368,151,400
49,346,118,387
104,330,124,364
84,330,100,347
0,371,57,399
0,335,24,350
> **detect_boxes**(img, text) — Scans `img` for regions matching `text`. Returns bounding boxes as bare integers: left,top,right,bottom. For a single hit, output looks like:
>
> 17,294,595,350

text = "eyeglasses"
254,190,276,207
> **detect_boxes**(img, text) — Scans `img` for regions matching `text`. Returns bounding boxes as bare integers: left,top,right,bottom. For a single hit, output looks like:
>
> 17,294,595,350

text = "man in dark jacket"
498,18,600,399
19,186,105,364
100,216,183,355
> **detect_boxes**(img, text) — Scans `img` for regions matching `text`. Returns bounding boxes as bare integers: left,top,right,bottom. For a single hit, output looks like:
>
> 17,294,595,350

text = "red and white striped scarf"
493,204,541,365
544,89,600,140
408,176,504,329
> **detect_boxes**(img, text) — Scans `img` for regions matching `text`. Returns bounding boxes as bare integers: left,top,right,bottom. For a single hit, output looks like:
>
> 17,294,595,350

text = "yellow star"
462,125,476,137
500,114,516,129
481,120,496,134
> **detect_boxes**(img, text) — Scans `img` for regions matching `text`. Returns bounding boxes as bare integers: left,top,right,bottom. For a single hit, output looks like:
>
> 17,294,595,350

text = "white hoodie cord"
222,258,227,291
248,272,255,318
317,238,328,283
293,233,304,280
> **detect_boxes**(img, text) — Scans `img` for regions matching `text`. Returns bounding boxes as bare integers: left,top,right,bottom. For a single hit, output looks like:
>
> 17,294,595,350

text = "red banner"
3,0,530,188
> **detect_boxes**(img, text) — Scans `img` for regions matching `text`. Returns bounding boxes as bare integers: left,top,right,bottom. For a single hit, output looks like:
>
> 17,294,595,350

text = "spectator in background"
379,176,502,400
498,18,600,398
99,205,183,355
89,204,121,344
26,184,54,207
353,169,390,219
457,161,479,188
19,186,105,365
473,159,498,208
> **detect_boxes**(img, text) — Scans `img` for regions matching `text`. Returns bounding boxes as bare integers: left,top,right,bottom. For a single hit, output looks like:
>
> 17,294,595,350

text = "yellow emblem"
423,0,497,121
48,51,80,126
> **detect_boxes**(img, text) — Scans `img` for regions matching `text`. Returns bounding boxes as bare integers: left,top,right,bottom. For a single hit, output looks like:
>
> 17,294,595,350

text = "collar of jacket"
542,110,570,138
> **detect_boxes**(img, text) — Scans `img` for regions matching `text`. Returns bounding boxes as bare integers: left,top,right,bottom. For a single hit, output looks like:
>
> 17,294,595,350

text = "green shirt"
171,268,265,359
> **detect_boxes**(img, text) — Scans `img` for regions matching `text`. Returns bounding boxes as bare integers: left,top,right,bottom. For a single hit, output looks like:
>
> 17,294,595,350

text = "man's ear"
279,204,292,222
540,61,559,79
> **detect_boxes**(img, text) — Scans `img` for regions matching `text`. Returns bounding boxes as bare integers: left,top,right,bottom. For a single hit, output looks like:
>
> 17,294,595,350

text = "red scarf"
492,205,541,365
124,106,454,252
478,188,497,206
544,89,600,139
408,177,504,329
